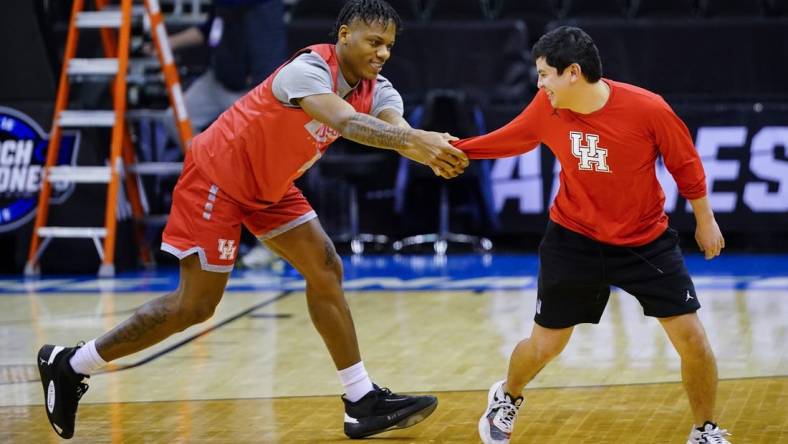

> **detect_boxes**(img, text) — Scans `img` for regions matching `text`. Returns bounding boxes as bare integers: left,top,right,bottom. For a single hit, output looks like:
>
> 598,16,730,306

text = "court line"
5,374,781,406
108,291,293,372
1,291,293,385
248,313,293,319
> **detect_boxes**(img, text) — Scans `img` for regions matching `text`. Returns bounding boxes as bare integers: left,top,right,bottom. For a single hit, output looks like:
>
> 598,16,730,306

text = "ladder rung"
164,14,209,27
128,162,183,175
59,110,116,127
48,166,112,183
76,11,122,28
68,58,119,76
101,4,147,16
37,227,108,238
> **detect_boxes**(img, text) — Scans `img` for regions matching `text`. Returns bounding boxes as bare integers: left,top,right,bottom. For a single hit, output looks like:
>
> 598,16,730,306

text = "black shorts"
535,220,700,329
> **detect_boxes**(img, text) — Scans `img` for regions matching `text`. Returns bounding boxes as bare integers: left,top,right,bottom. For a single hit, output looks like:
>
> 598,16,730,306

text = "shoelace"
377,387,393,396
701,427,731,444
75,381,89,400
492,398,519,431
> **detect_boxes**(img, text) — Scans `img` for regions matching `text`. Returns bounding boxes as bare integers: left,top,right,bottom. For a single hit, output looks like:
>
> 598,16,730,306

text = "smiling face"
336,18,396,85
536,56,577,109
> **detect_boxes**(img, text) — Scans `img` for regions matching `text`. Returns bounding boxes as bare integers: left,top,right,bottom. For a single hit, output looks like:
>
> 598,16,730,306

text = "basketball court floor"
1,254,786,443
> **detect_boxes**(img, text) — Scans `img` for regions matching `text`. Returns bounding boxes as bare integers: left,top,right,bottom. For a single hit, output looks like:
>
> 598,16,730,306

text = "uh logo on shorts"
218,239,237,261
569,131,611,173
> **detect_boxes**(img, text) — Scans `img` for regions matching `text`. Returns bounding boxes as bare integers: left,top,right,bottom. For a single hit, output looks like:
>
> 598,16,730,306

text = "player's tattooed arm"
340,113,413,151
377,108,412,129
298,93,468,178
341,114,469,178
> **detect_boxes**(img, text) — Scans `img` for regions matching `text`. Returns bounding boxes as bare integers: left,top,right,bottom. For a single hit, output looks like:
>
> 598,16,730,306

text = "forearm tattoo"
342,113,411,150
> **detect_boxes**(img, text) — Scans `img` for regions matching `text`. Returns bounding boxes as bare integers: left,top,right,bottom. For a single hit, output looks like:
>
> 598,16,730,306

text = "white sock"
68,340,107,376
338,361,374,403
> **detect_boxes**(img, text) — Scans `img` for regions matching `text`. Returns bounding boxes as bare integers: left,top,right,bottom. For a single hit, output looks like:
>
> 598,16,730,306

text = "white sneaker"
687,421,732,444
478,380,523,444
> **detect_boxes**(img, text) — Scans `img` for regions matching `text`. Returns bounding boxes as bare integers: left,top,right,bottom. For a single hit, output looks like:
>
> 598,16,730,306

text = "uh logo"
0,107,80,233
569,131,611,173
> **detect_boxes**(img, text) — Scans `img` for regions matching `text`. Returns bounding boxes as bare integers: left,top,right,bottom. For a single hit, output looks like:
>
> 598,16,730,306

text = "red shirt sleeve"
452,91,545,159
651,99,707,200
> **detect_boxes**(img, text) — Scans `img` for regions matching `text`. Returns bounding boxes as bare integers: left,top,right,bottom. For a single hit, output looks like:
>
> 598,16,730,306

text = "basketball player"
37,0,467,439
454,26,731,444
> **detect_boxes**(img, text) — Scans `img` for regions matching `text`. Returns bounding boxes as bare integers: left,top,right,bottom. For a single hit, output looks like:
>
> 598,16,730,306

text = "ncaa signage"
0,106,80,233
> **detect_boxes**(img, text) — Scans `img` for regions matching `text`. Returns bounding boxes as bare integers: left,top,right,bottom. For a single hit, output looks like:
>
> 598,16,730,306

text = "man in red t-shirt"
36,1,468,440
457,27,729,444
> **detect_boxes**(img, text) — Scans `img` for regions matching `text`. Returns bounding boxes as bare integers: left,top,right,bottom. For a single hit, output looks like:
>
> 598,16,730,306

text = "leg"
96,254,229,361
609,228,721,429
479,325,573,444
481,221,609,444
37,140,242,440
36,254,228,439
505,221,608,395
250,189,437,438
505,323,574,395
264,218,438,438
264,218,360,369
659,312,718,425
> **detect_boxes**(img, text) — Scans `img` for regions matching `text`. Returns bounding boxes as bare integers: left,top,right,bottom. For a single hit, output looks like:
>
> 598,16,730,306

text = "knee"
303,267,347,322
531,340,564,364
181,303,216,326
168,290,219,329
326,250,344,283
529,331,570,364
305,255,344,293
676,329,714,359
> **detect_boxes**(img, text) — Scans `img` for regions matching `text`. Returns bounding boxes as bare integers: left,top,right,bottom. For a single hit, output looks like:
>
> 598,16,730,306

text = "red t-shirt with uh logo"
190,44,374,209
454,80,707,246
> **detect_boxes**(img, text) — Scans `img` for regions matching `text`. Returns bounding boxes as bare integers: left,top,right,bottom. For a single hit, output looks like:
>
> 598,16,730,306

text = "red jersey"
454,80,707,246
190,44,375,208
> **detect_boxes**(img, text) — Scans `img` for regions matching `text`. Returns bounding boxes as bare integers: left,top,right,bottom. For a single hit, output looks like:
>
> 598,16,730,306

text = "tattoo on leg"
324,240,337,267
102,296,171,349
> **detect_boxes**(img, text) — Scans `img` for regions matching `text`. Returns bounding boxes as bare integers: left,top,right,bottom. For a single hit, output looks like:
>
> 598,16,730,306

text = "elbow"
680,181,708,200
334,113,358,136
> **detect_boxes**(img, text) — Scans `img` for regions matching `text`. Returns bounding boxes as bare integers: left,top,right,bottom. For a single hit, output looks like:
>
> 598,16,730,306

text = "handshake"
399,129,469,179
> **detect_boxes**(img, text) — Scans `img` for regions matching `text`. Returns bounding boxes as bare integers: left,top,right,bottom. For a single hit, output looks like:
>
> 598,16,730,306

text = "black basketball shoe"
343,384,438,439
37,344,90,439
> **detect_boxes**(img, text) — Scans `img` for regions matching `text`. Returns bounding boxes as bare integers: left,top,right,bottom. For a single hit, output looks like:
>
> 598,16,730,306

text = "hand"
695,218,724,260
401,130,469,179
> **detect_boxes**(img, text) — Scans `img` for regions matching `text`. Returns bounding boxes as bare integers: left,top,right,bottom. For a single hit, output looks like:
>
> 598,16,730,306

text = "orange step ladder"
25,0,193,277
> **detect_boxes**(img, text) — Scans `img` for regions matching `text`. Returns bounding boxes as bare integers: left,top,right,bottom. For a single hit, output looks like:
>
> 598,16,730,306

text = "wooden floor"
1,281,787,442
2,378,786,443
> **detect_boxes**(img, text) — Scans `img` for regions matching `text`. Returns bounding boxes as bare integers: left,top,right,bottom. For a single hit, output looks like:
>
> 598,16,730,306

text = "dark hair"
532,26,603,82
332,0,402,38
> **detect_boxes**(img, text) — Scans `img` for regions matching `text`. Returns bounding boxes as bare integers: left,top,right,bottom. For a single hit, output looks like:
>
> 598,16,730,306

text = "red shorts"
161,153,316,272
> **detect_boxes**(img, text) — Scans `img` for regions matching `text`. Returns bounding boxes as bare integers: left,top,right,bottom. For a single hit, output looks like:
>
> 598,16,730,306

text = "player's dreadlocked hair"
332,0,402,38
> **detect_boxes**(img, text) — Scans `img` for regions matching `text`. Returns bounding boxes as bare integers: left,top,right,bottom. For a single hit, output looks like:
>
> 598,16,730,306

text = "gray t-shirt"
271,51,404,117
